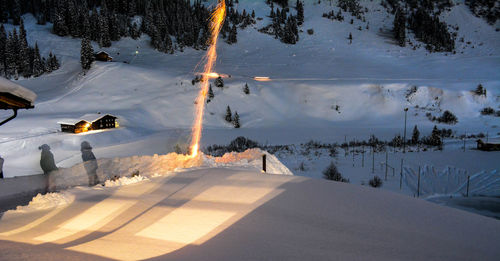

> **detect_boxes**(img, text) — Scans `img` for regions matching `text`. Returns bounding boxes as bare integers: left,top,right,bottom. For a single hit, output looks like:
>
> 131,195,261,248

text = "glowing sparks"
190,0,226,157
254,76,271,82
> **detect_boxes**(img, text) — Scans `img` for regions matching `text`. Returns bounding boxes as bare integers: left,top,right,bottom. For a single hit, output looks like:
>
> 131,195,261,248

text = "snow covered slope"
0,168,499,260
0,1,498,177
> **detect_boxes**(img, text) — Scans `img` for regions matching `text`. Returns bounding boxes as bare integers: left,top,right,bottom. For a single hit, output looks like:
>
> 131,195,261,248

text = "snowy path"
1,168,499,260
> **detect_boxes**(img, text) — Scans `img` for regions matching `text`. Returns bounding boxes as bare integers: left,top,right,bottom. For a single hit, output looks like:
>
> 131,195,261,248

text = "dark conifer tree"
412,125,420,145
19,20,31,78
215,76,224,88
99,14,112,47
0,24,6,76
233,112,240,128
430,125,442,147
227,24,238,44
53,8,68,36
80,37,94,70
225,106,232,122
394,8,406,47
296,0,304,25
11,0,21,25
0,0,7,23
4,32,16,78
32,43,44,77
207,84,214,102
243,83,250,94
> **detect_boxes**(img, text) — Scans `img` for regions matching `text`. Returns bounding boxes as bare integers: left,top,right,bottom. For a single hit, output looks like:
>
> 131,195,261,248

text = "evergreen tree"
19,20,31,78
0,24,6,75
215,76,224,88
208,84,214,100
225,106,232,122
53,8,68,36
80,37,94,70
430,125,442,147
394,8,406,47
411,125,420,144
32,43,44,77
11,0,21,25
348,32,353,44
227,24,238,44
296,0,304,25
99,14,112,47
243,83,250,94
0,0,7,23
4,32,16,78
11,28,21,75
233,111,240,128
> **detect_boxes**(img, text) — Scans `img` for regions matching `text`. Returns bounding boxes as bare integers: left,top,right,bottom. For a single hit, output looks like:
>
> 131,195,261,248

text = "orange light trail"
190,0,226,157
254,76,271,82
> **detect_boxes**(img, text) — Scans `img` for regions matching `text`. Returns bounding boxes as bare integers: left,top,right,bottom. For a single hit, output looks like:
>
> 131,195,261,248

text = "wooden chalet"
95,51,113,62
0,77,36,126
59,114,118,134
476,139,500,151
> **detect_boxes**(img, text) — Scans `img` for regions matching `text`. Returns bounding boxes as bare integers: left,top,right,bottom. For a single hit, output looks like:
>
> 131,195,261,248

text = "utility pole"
403,108,408,153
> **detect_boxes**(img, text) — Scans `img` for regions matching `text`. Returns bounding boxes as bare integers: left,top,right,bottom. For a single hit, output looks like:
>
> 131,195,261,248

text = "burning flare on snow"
190,1,226,157
254,76,271,82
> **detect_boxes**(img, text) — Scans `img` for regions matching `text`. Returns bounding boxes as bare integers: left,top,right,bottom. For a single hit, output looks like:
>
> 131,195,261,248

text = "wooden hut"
476,139,500,151
95,51,113,62
59,114,118,134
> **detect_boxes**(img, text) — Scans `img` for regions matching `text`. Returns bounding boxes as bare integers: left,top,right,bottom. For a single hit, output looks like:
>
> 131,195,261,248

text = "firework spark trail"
190,1,226,157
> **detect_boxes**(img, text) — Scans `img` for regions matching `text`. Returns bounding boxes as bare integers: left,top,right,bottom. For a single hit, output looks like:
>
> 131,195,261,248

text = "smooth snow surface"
0,76,37,104
0,169,499,260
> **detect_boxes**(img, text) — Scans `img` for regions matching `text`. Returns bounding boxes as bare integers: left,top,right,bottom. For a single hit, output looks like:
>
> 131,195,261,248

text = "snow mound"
11,191,74,213
104,175,149,187
46,149,291,190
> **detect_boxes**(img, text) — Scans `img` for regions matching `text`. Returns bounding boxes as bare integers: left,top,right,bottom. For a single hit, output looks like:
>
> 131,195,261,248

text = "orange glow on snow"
254,76,271,82
190,0,226,157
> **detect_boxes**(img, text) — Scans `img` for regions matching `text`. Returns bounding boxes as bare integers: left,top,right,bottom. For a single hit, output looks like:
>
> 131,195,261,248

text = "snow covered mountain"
0,0,498,177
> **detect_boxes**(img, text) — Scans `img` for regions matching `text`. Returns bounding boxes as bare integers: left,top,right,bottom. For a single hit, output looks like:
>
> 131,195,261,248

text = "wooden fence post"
262,154,267,173
466,175,470,197
417,166,421,198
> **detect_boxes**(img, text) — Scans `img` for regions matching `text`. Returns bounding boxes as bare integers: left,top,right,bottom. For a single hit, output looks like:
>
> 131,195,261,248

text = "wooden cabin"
95,51,113,62
59,114,118,134
476,139,500,151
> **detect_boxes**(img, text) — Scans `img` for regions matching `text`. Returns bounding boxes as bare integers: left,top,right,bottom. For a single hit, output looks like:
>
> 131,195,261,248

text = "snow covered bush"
369,176,383,188
323,162,348,183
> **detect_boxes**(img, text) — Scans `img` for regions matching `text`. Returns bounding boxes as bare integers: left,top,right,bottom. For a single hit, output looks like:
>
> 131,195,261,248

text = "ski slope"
1,168,499,260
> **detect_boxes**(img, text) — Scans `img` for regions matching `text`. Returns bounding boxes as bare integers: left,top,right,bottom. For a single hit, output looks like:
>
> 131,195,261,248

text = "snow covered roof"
0,77,37,105
57,113,116,125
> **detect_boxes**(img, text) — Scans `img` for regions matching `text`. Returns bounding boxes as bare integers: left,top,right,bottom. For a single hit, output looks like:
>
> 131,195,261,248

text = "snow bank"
208,148,293,175
403,166,500,197
0,76,37,104
104,175,149,187
11,191,74,213
45,149,291,190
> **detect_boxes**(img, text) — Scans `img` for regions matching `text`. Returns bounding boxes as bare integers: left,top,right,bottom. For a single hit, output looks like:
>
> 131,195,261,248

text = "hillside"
0,0,498,177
